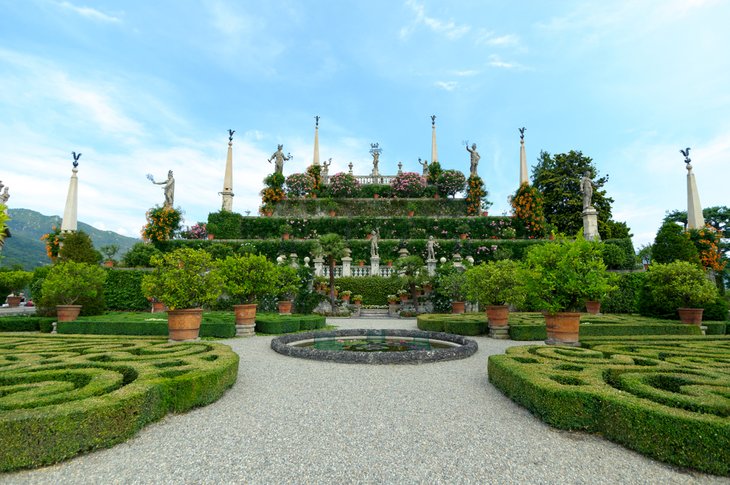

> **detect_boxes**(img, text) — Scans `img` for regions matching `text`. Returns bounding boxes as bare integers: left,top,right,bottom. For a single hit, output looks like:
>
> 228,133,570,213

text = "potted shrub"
142,248,224,341
275,264,300,314
280,224,293,240
40,262,107,321
523,236,613,346
397,289,409,302
340,290,352,302
465,260,526,331
352,294,363,306
457,223,470,240
641,261,718,325
0,270,32,307
99,244,119,268
387,294,398,304
406,202,417,217
357,259,365,267
440,269,468,314
217,254,277,328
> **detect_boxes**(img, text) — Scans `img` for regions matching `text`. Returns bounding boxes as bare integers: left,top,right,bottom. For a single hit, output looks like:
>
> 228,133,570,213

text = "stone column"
427,258,437,277
220,138,234,211
312,118,320,166
342,256,352,277
686,163,705,229
519,138,529,186
370,256,380,277
582,207,600,242
431,115,439,164
452,253,463,269
313,257,324,277
61,167,79,232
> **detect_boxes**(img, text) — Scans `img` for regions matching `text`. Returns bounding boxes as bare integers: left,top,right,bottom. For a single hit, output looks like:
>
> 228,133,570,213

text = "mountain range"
1,208,139,270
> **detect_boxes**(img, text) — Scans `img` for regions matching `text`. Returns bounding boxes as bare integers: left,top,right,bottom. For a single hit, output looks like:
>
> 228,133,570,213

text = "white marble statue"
580,171,594,210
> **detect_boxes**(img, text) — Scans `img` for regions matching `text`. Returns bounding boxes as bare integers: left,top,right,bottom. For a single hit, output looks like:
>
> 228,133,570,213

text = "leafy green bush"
702,296,729,321
436,170,466,197
104,270,150,311
601,272,645,313
217,254,277,304
335,276,405,305
122,242,162,267
207,210,243,239
601,238,636,270
0,316,55,332
464,260,526,306
509,322,701,340
58,319,235,338
39,262,107,315
416,313,486,335
639,261,719,319
651,221,700,266
0,270,32,295
58,231,102,264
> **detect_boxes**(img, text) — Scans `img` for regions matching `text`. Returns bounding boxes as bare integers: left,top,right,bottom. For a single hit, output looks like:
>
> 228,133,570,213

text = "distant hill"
1,208,140,270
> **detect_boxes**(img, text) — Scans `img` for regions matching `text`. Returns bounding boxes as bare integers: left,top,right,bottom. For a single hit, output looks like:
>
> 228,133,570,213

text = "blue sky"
0,0,728,247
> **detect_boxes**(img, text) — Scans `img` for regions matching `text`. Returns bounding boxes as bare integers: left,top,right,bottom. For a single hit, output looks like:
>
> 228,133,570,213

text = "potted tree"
40,262,107,321
274,264,300,314
352,294,363,306
440,269,468,314
465,260,526,337
280,224,293,241
142,248,224,341
406,202,417,217
0,270,32,307
457,223,470,240
217,254,277,329
523,236,613,346
641,261,718,325
397,289,409,303
340,290,352,303
99,244,119,268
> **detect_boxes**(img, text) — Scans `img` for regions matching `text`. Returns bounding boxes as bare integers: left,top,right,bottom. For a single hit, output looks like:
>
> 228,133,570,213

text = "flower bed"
488,336,730,475
0,334,238,471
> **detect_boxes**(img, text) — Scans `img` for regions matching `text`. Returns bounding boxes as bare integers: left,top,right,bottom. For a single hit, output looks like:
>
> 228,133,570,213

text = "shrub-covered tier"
271,198,468,218
0,334,238,471
416,313,487,336
488,336,730,475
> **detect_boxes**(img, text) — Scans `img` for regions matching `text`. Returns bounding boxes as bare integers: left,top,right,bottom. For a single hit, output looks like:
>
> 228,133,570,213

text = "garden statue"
465,142,480,177
228,129,235,142
148,170,175,207
0,182,8,206
71,151,81,168
519,127,526,141
419,158,429,176
369,143,381,176
348,162,353,174
268,144,292,175
680,147,691,165
580,171,594,210
322,158,331,179
426,236,436,260
370,229,379,257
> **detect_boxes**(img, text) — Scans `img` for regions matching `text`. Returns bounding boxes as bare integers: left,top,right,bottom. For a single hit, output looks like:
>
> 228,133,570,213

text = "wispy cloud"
401,0,470,40
434,81,458,91
452,69,478,77
476,30,520,47
56,1,122,23
487,55,525,70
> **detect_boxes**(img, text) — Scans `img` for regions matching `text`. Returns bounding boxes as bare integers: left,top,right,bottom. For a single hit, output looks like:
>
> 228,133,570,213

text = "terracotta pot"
167,308,203,341
366,234,372,240
342,295,350,302
358,261,365,267
400,295,408,302
6,295,22,308
374,194,380,199
278,300,293,315
233,303,257,325
585,300,601,315
678,307,704,325
434,194,440,199
354,301,362,306
387,262,393,267
282,233,290,240
329,210,336,217
544,312,581,346
207,234,215,240
151,301,168,313
459,234,468,240
408,211,415,217
56,304,82,322
103,260,114,268
451,301,465,314
311,193,317,199
486,305,509,327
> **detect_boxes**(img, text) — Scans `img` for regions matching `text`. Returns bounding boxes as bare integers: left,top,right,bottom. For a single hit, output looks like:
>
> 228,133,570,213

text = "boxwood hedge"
488,336,730,475
0,334,238,471
416,313,487,336
255,313,326,334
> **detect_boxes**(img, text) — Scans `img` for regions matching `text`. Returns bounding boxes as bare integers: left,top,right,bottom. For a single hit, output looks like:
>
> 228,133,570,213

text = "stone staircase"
357,308,393,319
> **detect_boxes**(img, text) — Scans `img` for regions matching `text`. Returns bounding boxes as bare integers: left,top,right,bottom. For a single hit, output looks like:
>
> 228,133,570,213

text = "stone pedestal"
370,256,380,276
489,325,510,339
342,257,352,277
453,253,463,269
398,248,410,259
582,206,600,242
313,257,324,277
427,258,437,276
289,253,299,268
236,323,255,337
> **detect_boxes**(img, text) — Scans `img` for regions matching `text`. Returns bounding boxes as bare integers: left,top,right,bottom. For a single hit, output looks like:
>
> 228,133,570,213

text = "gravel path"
4,318,727,484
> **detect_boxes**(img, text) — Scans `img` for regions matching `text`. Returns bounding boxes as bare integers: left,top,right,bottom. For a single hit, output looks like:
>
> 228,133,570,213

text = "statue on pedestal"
419,158,429,176
370,229,379,257
369,143,382,176
580,171,594,210
322,158,331,180
426,236,436,260
268,144,292,175
148,170,175,208
465,142,480,177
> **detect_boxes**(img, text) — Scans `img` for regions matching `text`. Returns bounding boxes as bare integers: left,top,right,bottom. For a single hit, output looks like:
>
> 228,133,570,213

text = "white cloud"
401,0,471,40
56,1,122,23
487,54,525,70
434,81,458,91
452,69,478,77
476,30,520,47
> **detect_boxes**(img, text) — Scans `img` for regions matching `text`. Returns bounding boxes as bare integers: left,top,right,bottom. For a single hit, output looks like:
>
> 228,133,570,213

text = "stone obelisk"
312,116,321,166
682,148,705,229
519,127,529,185
61,153,81,233
220,130,235,212
430,115,438,165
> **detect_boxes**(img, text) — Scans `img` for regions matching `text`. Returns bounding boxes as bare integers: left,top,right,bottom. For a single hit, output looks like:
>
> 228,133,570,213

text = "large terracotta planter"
341,295,350,303
486,305,509,327
6,295,22,308
459,234,468,240
278,300,293,315
585,300,601,315
678,307,704,325
282,233,290,240
207,234,215,240
56,304,82,322
451,301,465,314
167,308,203,341
544,312,581,346
234,303,257,325
103,260,114,268
151,301,168,313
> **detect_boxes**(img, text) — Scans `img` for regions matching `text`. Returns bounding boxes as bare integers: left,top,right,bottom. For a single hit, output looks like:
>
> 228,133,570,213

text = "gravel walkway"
4,318,727,484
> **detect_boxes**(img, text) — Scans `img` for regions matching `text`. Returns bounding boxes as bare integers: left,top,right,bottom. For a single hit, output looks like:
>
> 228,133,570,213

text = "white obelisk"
313,116,320,166
61,155,79,233
685,159,705,229
519,128,529,185
431,115,438,165
221,130,234,212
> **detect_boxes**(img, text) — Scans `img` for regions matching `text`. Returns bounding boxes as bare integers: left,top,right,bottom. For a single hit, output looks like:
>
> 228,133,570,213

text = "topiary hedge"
0,316,56,333
335,277,405,305
58,319,236,338
270,198,468,217
255,313,327,334
416,313,487,336
508,322,702,340
601,272,645,313
488,336,730,475
0,334,238,471
104,269,150,311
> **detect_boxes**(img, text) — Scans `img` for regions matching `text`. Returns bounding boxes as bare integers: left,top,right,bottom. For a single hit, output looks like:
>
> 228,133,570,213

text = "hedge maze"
0,334,239,471
488,336,730,475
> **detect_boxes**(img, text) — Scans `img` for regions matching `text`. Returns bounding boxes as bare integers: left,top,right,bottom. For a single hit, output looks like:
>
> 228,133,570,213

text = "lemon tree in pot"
0,270,33,307
217,253,277,328
465,260,525,337
523,235,613,346
640,260,718,325
39,262,107,321
142,248,223,341
274,264,300,315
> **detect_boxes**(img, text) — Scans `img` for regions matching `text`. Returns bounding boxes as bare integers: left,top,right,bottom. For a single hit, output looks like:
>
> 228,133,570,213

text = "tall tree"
651,221,700,266
58,231,101,265
532,150,617,237
663,206,730,237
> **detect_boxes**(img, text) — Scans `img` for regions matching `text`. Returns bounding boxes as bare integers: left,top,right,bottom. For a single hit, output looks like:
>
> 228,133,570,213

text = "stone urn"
678,307,704,325
167,308,203,342
544,312,581,346
56,304,82,322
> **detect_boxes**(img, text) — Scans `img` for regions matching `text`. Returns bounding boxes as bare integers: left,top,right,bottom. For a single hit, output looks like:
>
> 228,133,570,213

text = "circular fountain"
271,329,478,364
